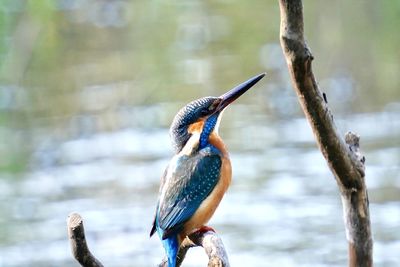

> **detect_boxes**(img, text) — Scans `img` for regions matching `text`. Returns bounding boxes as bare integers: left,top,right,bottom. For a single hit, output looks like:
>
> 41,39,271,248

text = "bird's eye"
208,99,221,111
200,99,221,116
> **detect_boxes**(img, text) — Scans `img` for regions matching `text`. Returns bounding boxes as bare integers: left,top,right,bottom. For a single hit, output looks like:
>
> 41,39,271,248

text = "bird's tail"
162,235,179,267
157,226,178,267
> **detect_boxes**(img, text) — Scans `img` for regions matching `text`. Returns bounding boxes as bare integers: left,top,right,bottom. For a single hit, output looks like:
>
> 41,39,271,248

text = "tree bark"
67,213,229,267
159,229,230,267
278,1,373,266
67,213,104,267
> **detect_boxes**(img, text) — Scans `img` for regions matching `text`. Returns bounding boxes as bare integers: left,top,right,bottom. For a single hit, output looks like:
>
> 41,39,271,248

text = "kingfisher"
150,73,265,266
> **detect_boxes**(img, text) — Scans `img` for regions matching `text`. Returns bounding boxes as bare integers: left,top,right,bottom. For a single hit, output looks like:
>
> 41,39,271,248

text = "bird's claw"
196,225,216,234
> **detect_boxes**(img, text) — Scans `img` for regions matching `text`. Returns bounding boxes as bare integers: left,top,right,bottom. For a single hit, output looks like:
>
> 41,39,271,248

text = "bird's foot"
183,226,217,247
196,225,216,234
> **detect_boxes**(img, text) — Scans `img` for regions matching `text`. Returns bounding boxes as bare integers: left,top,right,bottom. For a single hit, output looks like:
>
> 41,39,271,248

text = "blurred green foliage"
0,0,399,174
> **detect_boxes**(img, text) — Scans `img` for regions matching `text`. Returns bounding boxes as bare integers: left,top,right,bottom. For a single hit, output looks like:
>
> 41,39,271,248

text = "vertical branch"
278,0,373,266
67,213,104,267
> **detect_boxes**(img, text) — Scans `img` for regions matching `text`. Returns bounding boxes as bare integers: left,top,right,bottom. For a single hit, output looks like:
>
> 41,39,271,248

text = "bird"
150,73,265,267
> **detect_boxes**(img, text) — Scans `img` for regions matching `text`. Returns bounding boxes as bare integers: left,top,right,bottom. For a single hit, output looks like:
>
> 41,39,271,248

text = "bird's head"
170,73,265,153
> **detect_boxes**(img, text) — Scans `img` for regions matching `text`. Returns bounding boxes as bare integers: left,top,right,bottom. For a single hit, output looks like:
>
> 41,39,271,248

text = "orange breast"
179,131,232,242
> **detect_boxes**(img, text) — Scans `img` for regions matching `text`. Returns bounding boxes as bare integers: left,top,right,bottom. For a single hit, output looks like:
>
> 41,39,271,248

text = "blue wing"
156,146,222,239
150,167,168,237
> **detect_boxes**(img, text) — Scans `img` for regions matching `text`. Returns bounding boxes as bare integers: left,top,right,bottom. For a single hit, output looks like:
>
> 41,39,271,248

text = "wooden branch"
67,213,104,267
66,214,228,267
159,230,230,267
278,1,373,266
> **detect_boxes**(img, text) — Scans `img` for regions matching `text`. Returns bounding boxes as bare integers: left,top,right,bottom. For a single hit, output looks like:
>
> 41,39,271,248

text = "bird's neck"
178,114,224,156
179,129,228,159
208,132,229,158
199,115,218,149
179,132,201,156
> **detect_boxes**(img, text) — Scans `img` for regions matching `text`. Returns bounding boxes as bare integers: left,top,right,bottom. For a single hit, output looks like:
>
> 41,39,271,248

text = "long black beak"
217,73,266,112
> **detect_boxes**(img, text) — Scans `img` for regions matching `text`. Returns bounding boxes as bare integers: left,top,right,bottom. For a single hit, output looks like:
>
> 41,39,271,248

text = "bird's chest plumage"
157,132,232,241
179,133,232,238
160,149,223,208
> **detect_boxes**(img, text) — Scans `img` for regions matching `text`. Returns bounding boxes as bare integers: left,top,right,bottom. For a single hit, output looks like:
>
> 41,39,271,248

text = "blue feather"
157,227,179,267
156,145,222,239
200,114,218,149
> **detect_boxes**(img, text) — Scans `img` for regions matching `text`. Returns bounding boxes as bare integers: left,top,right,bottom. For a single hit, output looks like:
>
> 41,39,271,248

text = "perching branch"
278,1,373,266
159,229,230,267
67,213,104,267
66,212,229,267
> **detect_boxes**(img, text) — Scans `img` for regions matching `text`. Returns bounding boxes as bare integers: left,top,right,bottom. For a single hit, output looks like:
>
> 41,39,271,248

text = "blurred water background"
0,1,399,266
